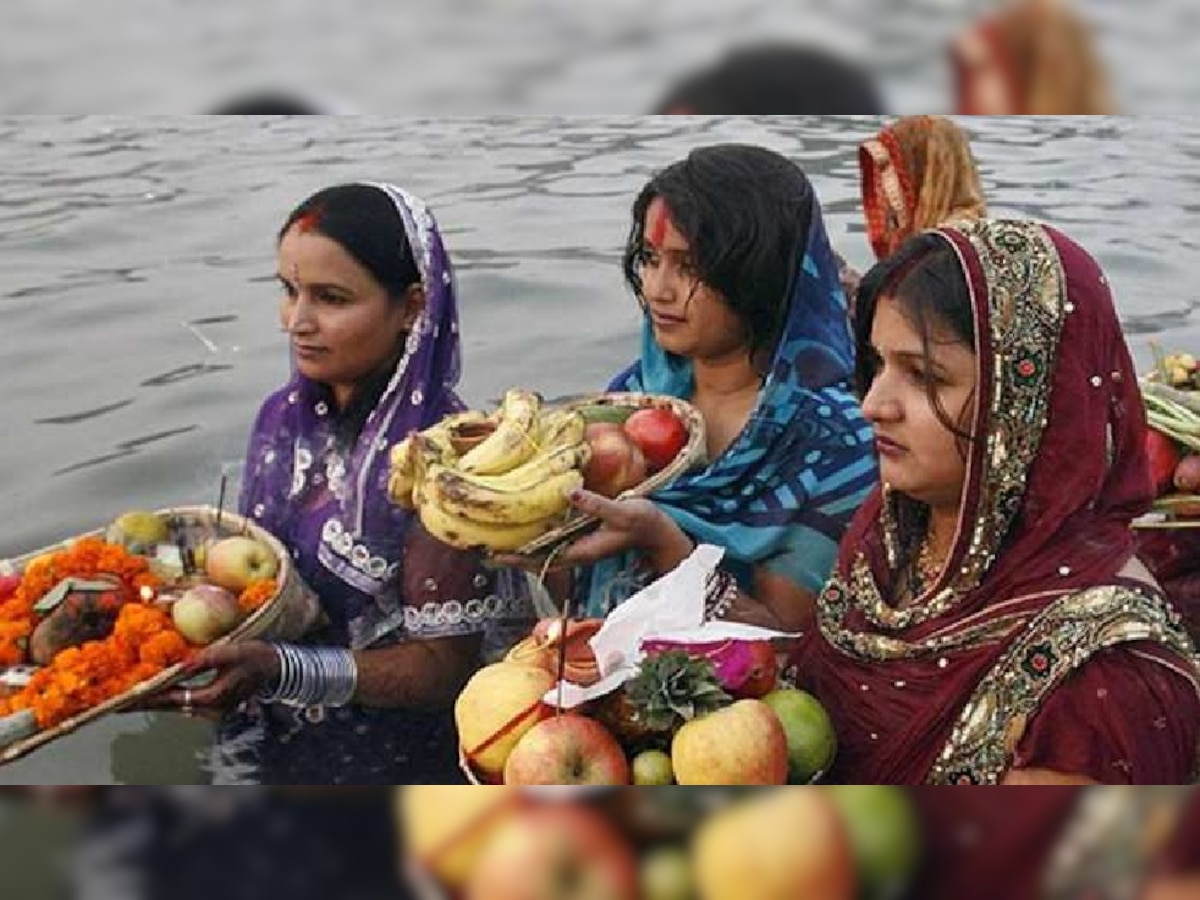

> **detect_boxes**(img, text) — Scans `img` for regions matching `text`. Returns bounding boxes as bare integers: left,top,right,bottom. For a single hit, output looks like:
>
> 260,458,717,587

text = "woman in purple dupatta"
172,183,526,784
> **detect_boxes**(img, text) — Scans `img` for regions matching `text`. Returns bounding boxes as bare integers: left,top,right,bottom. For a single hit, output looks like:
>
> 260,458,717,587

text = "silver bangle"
258,644,358,708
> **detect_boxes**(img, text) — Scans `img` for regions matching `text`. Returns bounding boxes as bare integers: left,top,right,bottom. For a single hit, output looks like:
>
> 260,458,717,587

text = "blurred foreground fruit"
641,846,694,900
760,688,837,783
828,786,921,900
399,786,517,891
693,788,856,900
466,803,639,900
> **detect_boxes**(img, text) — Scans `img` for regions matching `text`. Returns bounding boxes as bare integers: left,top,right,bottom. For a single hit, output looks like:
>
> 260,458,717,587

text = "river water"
1,115,1197,783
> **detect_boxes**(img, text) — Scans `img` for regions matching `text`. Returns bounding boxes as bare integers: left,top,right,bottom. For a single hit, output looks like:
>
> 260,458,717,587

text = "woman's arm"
560,490,812,631
351,632,481,710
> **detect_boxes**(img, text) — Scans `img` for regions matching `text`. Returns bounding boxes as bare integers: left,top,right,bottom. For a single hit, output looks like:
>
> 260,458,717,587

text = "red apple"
504,714,630,786
583,423,648,498
466,803,640,900
1146,430,1182,496
172,584,243,646
205,536,279,593
672,699,789,785
624,408,688,473
732,641,780,699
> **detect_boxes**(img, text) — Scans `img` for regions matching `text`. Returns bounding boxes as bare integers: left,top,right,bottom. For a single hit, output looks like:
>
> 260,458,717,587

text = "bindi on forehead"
647,198,672,247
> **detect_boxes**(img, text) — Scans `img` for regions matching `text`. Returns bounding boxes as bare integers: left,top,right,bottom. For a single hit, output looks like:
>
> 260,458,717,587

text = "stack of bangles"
256,644,359,708
704,569,740,621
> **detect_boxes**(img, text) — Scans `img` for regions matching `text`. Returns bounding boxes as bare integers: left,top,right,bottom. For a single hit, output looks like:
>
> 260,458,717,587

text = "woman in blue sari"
564,145,877,632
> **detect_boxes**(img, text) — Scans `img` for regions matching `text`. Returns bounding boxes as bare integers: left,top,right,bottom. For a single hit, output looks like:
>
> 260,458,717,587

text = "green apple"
760,688,837,783
205,536,278,592
640,846,694,900
828,785,921,900
172,584,242,646
632,749,675,786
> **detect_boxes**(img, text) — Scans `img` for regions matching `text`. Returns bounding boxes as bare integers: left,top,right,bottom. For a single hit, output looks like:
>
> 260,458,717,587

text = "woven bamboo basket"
513,392,707,559
0,505,310,765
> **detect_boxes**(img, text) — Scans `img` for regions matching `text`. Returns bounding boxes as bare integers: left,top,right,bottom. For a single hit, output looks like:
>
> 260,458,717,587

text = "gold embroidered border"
929,585,1198,784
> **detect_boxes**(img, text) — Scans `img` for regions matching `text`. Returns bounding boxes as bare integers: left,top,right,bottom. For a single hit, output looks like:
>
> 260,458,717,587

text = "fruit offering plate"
0,505,307,765
515,392,707,559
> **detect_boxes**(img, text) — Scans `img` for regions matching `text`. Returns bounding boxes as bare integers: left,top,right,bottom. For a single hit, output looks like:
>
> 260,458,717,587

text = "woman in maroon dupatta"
797,218,1200,785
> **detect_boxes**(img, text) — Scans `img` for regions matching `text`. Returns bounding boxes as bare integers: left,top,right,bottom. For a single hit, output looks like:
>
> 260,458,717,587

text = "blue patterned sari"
585,203,877,616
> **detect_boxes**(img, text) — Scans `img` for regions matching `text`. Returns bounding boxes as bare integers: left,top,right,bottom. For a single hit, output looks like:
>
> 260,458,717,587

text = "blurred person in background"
797,219,1199,785
654,43,885,115
858,116,988,265
953,0,1116,114
844,114,989,313
152,183,528,784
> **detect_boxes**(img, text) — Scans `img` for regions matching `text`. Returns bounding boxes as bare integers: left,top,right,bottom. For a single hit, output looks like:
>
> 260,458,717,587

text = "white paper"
543,544,799,709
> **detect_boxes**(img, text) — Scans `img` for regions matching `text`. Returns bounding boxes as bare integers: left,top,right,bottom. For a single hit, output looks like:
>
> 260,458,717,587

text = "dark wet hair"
279,184,422,447
210,92,324,114
855,232,980,592
654,44,885,114
622,144,815,371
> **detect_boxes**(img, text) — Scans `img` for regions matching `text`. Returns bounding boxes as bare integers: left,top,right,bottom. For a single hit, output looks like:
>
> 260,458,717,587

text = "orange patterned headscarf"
859,116,988,261
952,0,1115,115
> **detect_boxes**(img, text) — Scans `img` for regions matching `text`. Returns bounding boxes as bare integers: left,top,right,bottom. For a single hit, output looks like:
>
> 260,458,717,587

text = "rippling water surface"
1,115,1197,782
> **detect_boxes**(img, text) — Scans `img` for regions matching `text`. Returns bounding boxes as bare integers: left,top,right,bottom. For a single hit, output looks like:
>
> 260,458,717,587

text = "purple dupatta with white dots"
239,184,465,649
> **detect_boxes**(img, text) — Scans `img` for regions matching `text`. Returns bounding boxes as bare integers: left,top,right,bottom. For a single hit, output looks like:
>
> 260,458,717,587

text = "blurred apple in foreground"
672,699,788,785
204,536,278,592
504,715,630,785
171,584,242,646
466,803,639,900
399,785,518,892
641,845,694,900
828,786,921,900
694,788,856,900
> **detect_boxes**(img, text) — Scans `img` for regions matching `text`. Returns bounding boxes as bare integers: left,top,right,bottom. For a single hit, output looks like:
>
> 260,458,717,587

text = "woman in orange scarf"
859,115,988,265
952,0,1115,115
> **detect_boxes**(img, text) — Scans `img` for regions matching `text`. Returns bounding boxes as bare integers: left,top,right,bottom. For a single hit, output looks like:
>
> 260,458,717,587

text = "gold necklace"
916,534,944,590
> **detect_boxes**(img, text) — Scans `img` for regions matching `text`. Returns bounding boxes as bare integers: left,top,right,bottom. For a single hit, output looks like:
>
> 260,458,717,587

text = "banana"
429,464,583,526
451,441,590,493
388,434,420,509
458,389,542,475
418,497,557,553
536,409,586,448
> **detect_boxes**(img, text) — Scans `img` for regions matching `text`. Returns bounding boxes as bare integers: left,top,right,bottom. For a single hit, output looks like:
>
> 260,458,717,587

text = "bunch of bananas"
388,389,591,553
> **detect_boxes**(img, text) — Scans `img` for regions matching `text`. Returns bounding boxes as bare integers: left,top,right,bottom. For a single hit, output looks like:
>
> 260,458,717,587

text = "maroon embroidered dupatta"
799,220,1199,784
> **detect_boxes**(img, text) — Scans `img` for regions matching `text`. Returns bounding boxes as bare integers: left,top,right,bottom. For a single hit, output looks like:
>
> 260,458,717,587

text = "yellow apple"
671,699,788,785
455,662,555,780
204,536,279,592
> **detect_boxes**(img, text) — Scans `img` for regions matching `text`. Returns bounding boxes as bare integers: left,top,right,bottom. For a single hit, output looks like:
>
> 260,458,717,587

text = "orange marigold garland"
0,602,191,728
0,538,161,667
238,579,277,615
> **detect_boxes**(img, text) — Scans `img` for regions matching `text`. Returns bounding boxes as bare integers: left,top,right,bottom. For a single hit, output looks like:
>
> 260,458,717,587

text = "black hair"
854,233,980,594
622,144,815,372
210,92,324,114
654,44,885,114
279,184,421,448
